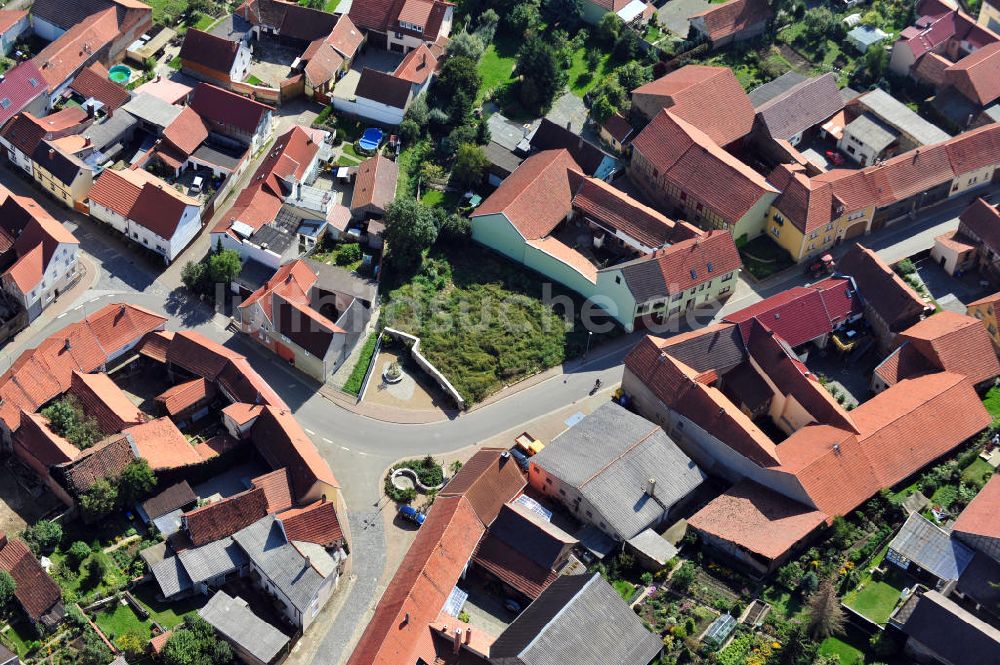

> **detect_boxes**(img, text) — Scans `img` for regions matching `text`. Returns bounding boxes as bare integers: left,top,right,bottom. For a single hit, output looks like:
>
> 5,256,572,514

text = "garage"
842,220,868,241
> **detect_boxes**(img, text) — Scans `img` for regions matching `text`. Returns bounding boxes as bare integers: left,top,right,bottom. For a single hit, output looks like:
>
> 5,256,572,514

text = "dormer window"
400,20,423,31
690,269,697,280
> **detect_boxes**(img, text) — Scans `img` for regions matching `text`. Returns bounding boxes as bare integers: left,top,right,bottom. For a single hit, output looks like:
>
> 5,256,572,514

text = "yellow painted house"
967,292,1000,351
32,140,93,212
764,166,876,262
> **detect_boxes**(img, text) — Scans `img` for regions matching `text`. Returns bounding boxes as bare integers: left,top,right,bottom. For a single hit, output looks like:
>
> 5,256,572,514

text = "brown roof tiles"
252,468,295,514
438,448,526,526
689,0,773,44
278,499,344,545
126,417,202,471
183,487,269,546
0,537,61,622
953,474,1000,540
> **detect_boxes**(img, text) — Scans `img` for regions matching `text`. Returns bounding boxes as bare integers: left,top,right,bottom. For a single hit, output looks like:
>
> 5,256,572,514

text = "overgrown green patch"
983,386,1000,420
739,235,795,279
343,333,378,396
383,244,620,403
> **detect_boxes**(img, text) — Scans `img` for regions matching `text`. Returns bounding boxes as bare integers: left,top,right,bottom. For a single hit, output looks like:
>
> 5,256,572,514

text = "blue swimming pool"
358,127,384,152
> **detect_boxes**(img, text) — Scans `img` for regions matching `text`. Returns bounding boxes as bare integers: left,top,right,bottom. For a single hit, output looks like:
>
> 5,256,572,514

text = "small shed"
627,528,679,570
847,25,890,53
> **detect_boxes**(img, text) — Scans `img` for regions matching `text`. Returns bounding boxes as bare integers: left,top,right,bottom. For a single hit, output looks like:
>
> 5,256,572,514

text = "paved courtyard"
333,49,404,100
657,0,711,36
249,39,302,87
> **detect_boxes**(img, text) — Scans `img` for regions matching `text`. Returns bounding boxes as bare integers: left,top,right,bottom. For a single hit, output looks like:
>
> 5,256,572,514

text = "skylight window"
0,99,10,109
690,269,697,279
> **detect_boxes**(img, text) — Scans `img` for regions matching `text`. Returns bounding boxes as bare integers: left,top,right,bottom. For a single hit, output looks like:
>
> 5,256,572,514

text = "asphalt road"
1,142,996,663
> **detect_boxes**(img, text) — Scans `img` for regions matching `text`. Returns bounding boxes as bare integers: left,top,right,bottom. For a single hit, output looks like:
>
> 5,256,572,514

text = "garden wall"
383,327,465,409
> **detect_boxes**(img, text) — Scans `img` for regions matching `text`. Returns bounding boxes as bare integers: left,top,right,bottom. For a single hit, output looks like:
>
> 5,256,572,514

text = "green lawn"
51,550,125,599
963,457,994,484
335,155,361,167
763,586,806,620
983,386,1000,419
843,570,905,625
245,74,266,86
132,584,207,629
477,32,519,103
193,12,214,30
168,55,182,70
818,636,865,665
1,621,35,659
144,0,188,24
613,580,636,601
566,43,612,97
94,603,152,642
342,142,365,159
312,240,363,272
421,188,462,211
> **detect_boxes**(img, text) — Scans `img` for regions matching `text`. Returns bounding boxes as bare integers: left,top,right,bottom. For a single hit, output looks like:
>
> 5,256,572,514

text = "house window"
719,285,731,295
689,269,697,279
679,191,687,201
771,226,780,238
545,477,552,484
707,262,713,273
559,489,566,496
721,272,735,281
615,275,621,284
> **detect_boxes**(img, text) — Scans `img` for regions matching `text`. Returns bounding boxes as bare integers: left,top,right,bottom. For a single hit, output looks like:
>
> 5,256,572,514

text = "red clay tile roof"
142,481,197,520
0,61,46,127
393,44,437,85
346,495,486,665
149,630,173,654
251,406,338,501
472,533,558,599
945,41,1000,106
837,243,930,332
252,468,295,514
614,230,741,302
136,330,175,363
725,276,861,348
238,259,316,324
852,372,990,490
631,110,778,225
154,377,216,416
88,168,145,217
953,474,1000,540
32,8,118,93
223,402,265,427
873,343,934,387
0,537,61,622
913,51,952,88
87,302,168,358
689,0,773,44
631,65,755,146
957,197,1000,254
190,82,271,135
129,181,199,239
13,411,80,468
68,63,131,111
126,417,203,470
350,154,399,213
303,34,344,87
194,433,241,461
897,311,1000,385
347,0,396,31
944,123,1000,175
689,480,826,560
438,448,526,526
166,330,241,380
473,150,582,240
216,357,288,409
278,499,344,545
0,191,78,294
769,165,837,234
180,29,243,76
601,112,634,143
571,176,677,249
70,371,145,434
59,432,137,493
0,10,26,35
163,106,209,156
183,487,269,546
327,15,364,59
966,289,1000,308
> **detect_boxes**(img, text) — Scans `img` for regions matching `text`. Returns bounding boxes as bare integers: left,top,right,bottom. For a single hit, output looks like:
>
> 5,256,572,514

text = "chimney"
645,478,656,497
48,148,54,160
63,338,72,351
453,629,462,654
464,628,472,645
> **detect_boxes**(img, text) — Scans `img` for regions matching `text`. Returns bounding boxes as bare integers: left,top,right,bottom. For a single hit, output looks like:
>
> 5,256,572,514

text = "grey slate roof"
749,71,807,108
628,528,679,566
487,113,536,152
858,88,951,145
956,551,1000,616
889,513,974,582
901,590,1000,665
755,73,845,141
121,93,184,129
845,114,898,152
176,537,247,585
81,110,139,152
490,573,663,665
199,591,290,664
531,402,705,540
149,554,193,597
485,140,524,175
232,515,333,615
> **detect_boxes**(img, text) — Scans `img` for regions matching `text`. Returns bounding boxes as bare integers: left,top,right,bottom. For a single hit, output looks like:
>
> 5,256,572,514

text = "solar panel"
442,586,468,618
513,494,553,521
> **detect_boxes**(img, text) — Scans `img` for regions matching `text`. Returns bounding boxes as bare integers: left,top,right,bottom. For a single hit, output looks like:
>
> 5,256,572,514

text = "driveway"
657,0,710,37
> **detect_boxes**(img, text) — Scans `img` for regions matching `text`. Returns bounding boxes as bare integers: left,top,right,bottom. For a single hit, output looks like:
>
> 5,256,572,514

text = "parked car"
509,448,530,472
504,598,522,614
398,504,425,526
190,176,204,193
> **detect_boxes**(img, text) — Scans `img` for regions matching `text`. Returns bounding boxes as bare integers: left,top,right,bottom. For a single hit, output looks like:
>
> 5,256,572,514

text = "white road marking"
323,438,333,444
357,451,368,456
305,428,316,436
340,446,350,451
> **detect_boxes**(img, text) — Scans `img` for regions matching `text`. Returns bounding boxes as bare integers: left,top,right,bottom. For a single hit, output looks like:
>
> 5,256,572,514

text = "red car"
825,150,845,166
